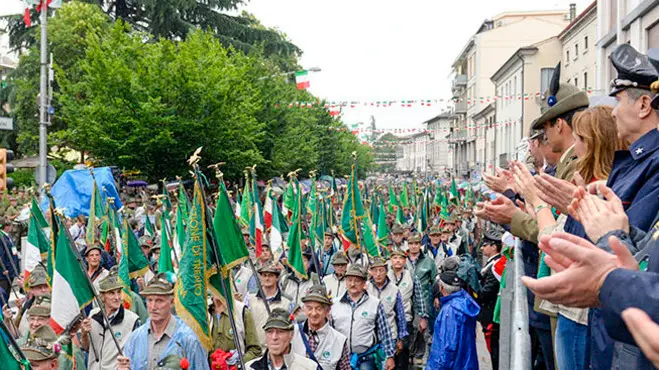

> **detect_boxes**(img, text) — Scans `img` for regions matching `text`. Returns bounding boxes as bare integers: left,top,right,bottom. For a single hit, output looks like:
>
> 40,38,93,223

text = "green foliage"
10,168,36,188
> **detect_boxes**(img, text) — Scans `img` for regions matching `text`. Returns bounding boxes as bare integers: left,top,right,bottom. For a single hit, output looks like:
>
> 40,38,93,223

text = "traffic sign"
0,117,13,131
34,163,57,185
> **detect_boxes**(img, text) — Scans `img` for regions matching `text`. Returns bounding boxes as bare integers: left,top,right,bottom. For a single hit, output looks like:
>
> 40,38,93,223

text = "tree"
3,0,301,70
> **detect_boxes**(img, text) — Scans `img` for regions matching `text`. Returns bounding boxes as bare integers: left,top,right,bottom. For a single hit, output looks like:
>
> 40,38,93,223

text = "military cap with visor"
21,325,59,361
391,224,404,234
99,266,124,293
141,272,175,295
345,264,368,280
532,62,590,130
407,233,421,243
429,226,442,235
263,308,294,331
331,251,349,265
84,244,102,256
390,247,407,258
482,226,504,245
257,261,282,275
369,256,388,269
608,44,658,97
28,264,49,288
301,284,332,305
28,294,52,317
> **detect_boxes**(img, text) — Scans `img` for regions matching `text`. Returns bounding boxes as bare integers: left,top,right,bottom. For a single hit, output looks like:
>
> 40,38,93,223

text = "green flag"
440,191,450,221
400,182,409,208
175,181,212,350
415,190,429,233
377,199,389,246
0,319,30,370
361,212,380,257
122,219,151,279
286,180,307,279
178,182,191,222
144,215,155,238
239,183,251,227
158,213,174,274
213,181,250,271
162,183,173,214
112,208,134,309
387,184,399,213
175,205,186,257
283,179,296,219
86,180,106,247
396,204,405,225
340,161,365,245
450,178,460,205
31,198,48,229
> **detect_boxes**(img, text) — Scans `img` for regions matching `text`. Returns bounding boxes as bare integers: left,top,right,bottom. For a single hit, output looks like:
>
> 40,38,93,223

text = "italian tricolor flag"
50,220,95,334
295,70,310,90
23,213,49,286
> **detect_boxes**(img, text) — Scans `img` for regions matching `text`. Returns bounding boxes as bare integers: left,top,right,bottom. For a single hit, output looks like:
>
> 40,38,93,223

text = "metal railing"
499,237,531,369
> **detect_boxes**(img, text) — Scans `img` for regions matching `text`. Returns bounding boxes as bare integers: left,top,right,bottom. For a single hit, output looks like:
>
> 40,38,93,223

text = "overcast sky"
1,0,593,130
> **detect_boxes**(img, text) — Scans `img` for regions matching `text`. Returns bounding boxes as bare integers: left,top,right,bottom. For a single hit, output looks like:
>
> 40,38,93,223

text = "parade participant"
477,227,504,370
20,325,61,370
445,215,466,256
149,238,161,273
405,233,437,362
245,308,317,370
69,215,86,250
426,226,452,269
137,236,155,287
16,294,86,370
281,246,314,308
426,268,480,370
0,216,20,305
320,228,339,277
367,257,409,351
118,273,210,370
81,267,140,370
256,239,273,270
389,224,407,251
331,264,396,370
291,284,351,370
209,291,262,363
323,251,348,300
84,244,109,294
246,262,293,350
387,247,429,368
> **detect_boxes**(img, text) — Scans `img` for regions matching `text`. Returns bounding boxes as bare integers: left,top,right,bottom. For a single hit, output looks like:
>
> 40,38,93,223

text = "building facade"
424,113,454,175
450,10,570,177
395,132,429,174
596,0,659,90
560,2,598,92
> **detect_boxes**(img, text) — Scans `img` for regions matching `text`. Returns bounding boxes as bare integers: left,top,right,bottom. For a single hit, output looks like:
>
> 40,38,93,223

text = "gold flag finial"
187,147,203,166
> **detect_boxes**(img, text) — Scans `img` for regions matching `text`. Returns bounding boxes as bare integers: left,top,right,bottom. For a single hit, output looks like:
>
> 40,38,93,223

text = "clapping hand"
534,174,579,215
484,168,515,194
511,161,541,207
568,183,629,242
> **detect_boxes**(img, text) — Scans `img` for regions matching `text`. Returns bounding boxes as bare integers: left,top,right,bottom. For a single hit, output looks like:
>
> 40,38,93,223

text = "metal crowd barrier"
498,237,531,369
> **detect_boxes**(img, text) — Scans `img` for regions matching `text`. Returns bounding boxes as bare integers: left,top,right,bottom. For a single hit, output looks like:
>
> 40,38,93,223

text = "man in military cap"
367,256,409,369
331,264,396,370
280,246,314,308
8,264,50,338
118,273,210,370
291,284,351,370
84,244,109,294
320,228,340,277
425,225,453,270
388,247,429,368
389,224,407,252
245,262,293,351
20,325,60,370
477,227,504,370
246,308,317,370
426,268,480,369
323,251,348,300
81,266,140,370
405,233,437,363
256,239,273,270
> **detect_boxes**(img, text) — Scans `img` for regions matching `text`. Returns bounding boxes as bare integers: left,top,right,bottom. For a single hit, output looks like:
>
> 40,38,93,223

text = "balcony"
451,74,468,97
454,100,467,114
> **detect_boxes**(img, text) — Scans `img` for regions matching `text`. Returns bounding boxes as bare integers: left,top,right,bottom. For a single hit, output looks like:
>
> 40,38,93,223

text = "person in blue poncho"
426,268,480,370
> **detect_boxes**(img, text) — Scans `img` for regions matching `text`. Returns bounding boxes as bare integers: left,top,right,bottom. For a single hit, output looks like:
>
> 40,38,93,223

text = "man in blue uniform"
587,44,659,370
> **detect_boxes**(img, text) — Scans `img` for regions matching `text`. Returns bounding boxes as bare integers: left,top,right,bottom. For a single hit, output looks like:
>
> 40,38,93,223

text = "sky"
1,0,593,131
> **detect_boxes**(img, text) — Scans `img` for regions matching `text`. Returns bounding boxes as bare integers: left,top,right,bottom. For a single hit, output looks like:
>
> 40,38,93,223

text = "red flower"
180,358,190,369
289,313,295,321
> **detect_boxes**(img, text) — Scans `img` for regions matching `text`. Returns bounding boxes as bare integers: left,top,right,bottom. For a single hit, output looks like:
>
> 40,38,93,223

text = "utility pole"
38,4,48,188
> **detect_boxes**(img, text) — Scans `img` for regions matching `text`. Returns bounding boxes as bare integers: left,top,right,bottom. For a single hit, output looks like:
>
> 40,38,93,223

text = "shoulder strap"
297,322,322,370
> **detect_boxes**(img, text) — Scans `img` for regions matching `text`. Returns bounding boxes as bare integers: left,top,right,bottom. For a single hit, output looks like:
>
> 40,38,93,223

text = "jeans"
556,313,588,370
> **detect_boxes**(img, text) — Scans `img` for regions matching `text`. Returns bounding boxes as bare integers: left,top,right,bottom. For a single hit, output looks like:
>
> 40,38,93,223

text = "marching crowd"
0,41,658,370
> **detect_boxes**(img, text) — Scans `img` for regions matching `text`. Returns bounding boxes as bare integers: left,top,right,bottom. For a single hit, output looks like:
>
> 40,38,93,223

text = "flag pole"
50,207,123,356
0,283,20,337
190,156,246,370
306,171,323,284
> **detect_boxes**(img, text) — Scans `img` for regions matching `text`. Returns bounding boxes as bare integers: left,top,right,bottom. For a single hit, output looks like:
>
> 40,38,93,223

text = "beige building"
424,113,454,175
490,37,563,168
450,10,570,177
395,132,429,174
560,2,598,91
596,0,659,90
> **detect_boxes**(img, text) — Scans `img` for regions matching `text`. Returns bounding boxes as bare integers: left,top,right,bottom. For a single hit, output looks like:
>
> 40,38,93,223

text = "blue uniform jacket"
588,129,659,369
426,289,480,370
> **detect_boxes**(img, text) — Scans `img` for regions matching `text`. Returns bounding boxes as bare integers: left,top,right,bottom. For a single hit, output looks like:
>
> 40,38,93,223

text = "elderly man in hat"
16,295,86,370
331,264,396,370
291,284,351,370
367,256,409,369
389,224,407,252
80,267,140,370
425,226,453,270
323,251,348,300
246,308,317,370
117,273,209,370
477,227,504,370
20,325,61,370
280,246,314,308
426,267,480,370
388,247,429,368
209,289,262,363
245,262,293,351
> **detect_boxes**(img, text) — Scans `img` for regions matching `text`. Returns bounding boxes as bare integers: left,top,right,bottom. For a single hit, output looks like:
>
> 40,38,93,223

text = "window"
513,76,517,99
649,21,659,48
566,50,570,64
575,44,579,58
574,77,578,87
540,68,554,93
584,36,589,50
584,72,588,90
